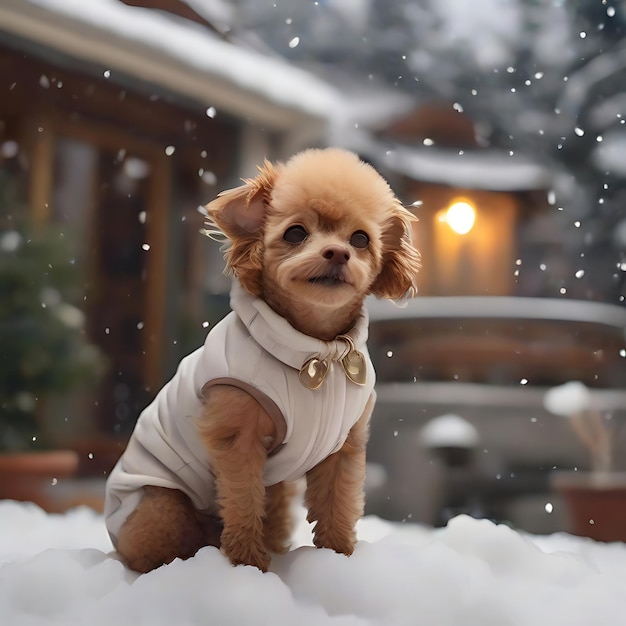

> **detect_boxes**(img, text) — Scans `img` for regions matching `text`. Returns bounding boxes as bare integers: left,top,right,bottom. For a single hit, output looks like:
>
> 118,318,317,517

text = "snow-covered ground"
2,500,626,625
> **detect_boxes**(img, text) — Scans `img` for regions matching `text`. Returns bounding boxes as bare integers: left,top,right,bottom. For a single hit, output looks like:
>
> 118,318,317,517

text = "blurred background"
1,0,626,535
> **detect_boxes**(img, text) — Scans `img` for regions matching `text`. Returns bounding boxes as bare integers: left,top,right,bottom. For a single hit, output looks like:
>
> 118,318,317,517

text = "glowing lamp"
443,201,476,235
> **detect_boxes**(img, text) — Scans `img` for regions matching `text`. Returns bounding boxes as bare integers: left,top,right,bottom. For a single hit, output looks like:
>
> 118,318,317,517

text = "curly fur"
114,148,421,573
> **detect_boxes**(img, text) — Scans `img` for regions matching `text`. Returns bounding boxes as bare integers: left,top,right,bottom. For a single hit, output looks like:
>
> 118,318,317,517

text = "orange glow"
440,200,476,235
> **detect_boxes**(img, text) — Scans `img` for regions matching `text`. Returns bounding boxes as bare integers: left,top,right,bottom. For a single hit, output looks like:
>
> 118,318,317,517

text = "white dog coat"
104,280,375,545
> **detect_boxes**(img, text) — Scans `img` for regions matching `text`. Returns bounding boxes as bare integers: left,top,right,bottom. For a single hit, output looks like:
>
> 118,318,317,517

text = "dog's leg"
199,385,277,571
116,486,220,573
304,393,374,556
263,481,297,554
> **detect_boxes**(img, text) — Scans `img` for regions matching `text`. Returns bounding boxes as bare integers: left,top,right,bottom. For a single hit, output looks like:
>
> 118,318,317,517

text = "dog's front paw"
221,537,271,572
312,530,357,557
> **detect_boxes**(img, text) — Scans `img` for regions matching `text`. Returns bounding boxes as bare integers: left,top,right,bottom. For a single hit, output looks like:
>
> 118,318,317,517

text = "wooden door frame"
26,111,171,392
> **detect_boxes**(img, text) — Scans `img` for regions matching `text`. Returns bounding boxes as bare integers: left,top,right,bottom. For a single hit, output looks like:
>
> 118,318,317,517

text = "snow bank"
2,500,626,625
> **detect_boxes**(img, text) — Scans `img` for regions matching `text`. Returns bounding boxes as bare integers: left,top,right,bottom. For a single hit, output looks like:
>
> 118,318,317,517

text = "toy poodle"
104,147,421,573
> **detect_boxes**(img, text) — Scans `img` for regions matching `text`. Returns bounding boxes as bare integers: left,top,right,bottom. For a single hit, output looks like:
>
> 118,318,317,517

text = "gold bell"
299,357,329,390
338,334,367,386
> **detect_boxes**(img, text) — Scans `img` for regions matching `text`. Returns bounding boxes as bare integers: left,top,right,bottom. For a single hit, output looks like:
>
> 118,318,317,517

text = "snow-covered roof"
0,0,344,130
367,295,626,331
181,0,233,35
377,144,552,191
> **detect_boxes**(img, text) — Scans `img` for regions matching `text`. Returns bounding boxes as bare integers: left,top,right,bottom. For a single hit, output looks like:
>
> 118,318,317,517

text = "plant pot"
552,471,626,542
0,450,79,513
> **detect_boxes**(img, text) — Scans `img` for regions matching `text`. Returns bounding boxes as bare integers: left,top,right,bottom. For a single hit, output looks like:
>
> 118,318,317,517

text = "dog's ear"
205,160,279,296
370,203,421,300
206,159,279,238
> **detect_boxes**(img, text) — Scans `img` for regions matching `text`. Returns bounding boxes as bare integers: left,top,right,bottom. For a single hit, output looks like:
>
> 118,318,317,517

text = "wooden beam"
143,155,171,392
26,114,54,224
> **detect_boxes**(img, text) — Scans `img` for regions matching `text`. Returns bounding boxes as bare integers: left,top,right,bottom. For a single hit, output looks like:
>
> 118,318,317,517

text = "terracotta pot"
0,450,79,513
552,471,626,542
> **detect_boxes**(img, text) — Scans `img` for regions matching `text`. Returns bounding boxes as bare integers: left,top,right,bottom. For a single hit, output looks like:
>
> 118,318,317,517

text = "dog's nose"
322,245,350,265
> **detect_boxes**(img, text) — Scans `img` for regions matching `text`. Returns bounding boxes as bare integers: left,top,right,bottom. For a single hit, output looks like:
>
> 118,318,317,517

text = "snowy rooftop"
367,295,626,329
0,0,345,129
379,144,552,191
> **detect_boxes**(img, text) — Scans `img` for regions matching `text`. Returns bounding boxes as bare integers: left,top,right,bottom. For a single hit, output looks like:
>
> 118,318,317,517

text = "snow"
366,294,626,329
591,131,626,176
559,44,626,122
24,0,343,120
544,381,591,417
380,145,551,191
181,0,233,33
419,414,480,448
4,500,626,625
430,0,523,69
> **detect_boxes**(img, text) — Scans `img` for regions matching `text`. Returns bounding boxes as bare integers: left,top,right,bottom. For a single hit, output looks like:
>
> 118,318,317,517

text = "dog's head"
206,148,421,337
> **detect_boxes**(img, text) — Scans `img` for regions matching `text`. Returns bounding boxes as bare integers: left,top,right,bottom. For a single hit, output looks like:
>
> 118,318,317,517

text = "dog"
104,147,421,573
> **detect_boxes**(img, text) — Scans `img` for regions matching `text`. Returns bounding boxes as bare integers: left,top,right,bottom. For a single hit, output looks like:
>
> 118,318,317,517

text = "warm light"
444,201,476,235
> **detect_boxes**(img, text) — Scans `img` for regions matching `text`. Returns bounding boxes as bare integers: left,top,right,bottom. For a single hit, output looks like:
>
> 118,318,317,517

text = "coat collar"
229,280,369,372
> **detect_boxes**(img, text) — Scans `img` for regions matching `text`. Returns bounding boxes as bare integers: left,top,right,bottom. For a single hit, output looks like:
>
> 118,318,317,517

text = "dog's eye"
283,225,308,244
350,231,369,249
